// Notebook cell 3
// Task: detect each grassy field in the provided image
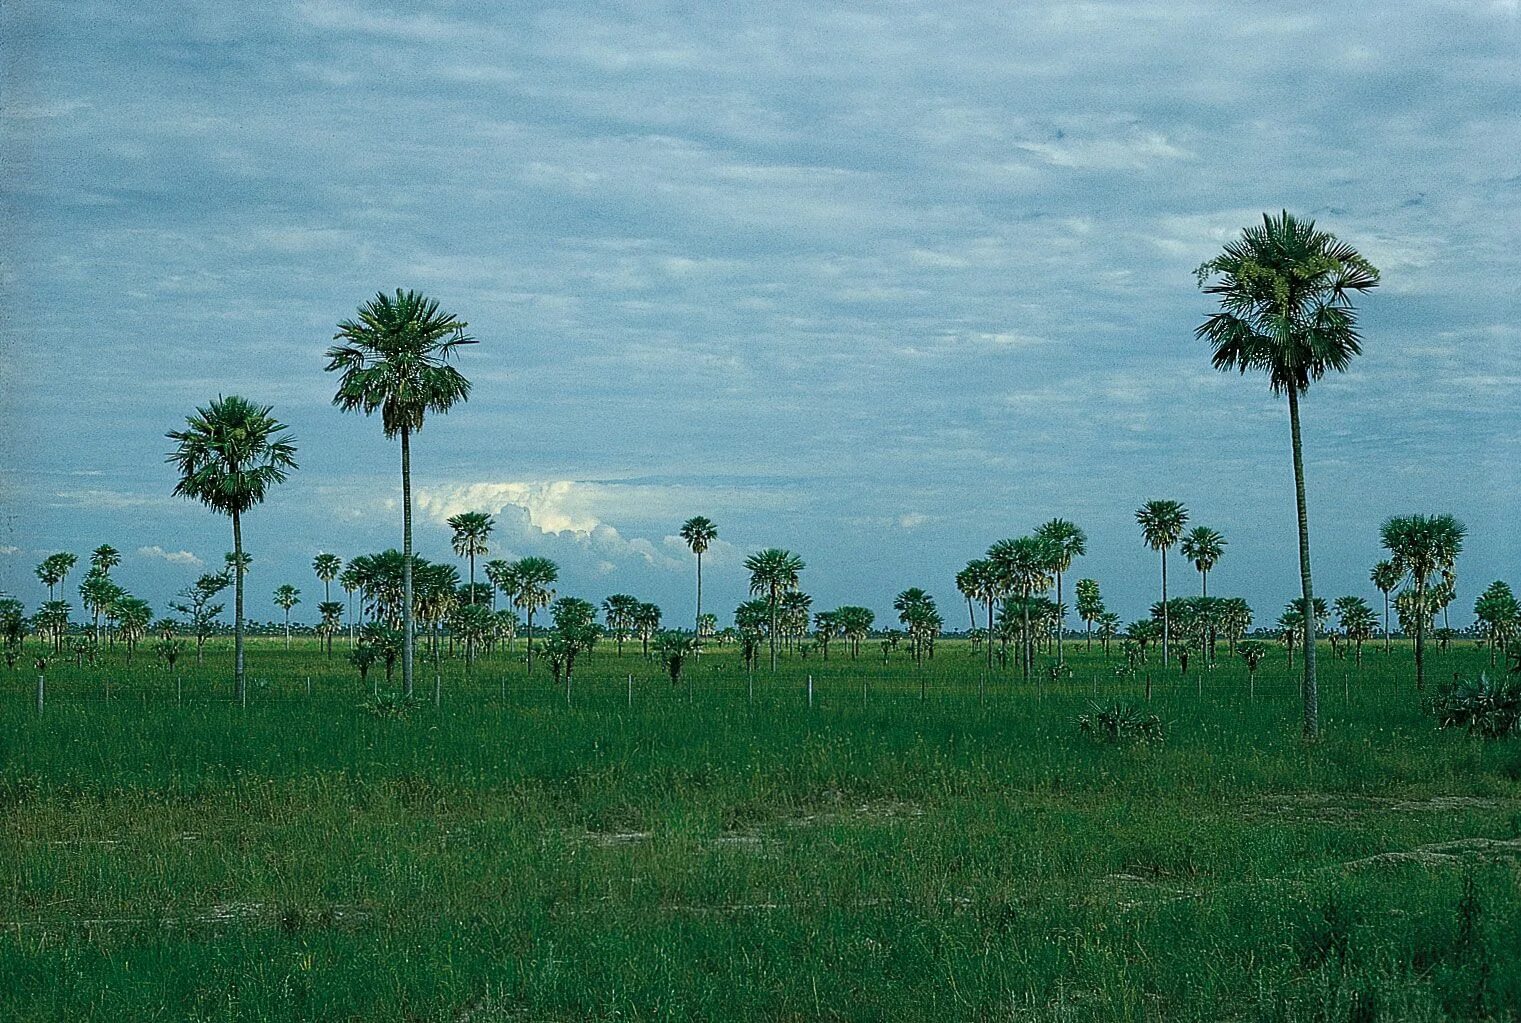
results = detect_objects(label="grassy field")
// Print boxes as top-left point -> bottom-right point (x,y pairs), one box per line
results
5,637 -> 1520,1021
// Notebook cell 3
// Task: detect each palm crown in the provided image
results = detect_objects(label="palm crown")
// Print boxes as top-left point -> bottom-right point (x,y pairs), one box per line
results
166,395 -> 298,516
680,516 -> 718,555
325,290 -> 475,436
1194,211 -> 1379,395
1136,500 -> 1189,551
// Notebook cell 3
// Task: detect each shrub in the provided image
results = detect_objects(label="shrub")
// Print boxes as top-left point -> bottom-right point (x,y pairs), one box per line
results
360,691 -> 420,719
1077,701 -> 1165,744
1430,673 -> 1521,739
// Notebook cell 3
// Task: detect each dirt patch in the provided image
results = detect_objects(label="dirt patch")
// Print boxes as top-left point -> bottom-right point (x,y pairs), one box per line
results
1250,793 -> 1510,824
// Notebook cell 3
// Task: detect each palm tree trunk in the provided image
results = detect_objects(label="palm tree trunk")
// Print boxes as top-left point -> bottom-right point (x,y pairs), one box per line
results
526,608 -> 535,675
985,598 -> 994,670
1414,579 -> 1427,691
400,426 -> 415,698
1055,570 -> 1065,666
1160,550 -> 1170,667
1021,586 -> 1031,680
1287,386 -> 1318,738
233,508 -> 246,706
694,551 -> 703,656
769,588 -> 779,672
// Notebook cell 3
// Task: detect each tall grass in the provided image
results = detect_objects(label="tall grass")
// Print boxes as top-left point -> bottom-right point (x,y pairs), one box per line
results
4,638 -> 1518,1020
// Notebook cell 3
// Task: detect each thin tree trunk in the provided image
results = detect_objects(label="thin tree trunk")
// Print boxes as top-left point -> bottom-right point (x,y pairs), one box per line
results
1055,570 -> 1065,666
400,426 -> 415,698
1021,587 -> 1031,680
233,508 -> 246,706
1288,387 -> 1319,738
769,588 -> 778,672
1160,550 -> 1170,667
986,598 -> 994,671
1414,579 -> 1427,691
526,608 -> 535,675
695,551 -> 703,655
1383,593 -> 1390,654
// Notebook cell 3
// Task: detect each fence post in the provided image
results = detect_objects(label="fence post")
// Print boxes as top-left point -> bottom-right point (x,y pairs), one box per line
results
628,673 -> 633,709
36,673 -> 44,714
807,674 -> 813,709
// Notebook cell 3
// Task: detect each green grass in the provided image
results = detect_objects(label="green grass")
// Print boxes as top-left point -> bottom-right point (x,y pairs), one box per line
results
5,637 -> 1520,1021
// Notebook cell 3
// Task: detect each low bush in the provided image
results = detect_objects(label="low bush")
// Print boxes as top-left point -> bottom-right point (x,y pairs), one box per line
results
1077,701 -> 1165,744
1430,673 -> 1521,739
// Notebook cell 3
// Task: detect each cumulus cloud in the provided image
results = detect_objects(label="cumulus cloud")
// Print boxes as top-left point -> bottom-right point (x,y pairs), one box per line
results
0,545 -> 20,556
137,546 -> 203,567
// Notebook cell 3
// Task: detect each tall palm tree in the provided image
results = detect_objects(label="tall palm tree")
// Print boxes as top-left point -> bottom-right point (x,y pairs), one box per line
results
90,545 -> 121,577
1370,560 -> 1400,654
511,556 -> 558,675
744,548 -> 804,671
1035,518 -> 1086,665
166,395 -> 298,704
1179,526 -> 1226,597
1196,211 -> 1378,739
987,536 -> 1053,680
1075,578 -> 1104,651
1135,500 -> 1189,668
313,553 -> 343,604
602,593 -> 639,656
273,584 -> 301,649
1379,514 -> 1465,691
679,516 -> 718,652
447,511 -> 494,603
35,553 -> 76,601
326,288 -> 476,698
483,559 -> 514,613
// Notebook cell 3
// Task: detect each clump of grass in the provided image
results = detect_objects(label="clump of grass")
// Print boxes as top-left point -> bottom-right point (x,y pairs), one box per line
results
1429,673 -> 1521,738
358,691 -> 420,719
1077,701 -> 1165,744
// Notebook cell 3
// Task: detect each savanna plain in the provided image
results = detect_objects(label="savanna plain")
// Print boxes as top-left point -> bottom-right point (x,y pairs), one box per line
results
6,638 -> 1521,1022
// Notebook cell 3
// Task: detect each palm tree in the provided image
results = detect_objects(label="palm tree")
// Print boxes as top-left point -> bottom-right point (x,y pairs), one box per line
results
1197,211 -> 1379,739
744,548 -> 804,671
633,601 -> 663,658
1074,579 -> 1104,651
1135,500 -> 1189,667
1334,595 -> 1377,666
510,556 -> 557,674
601,594 -> 637,655
79,569 -> 123,644
679,516 -> 718,653
166,395 -> 297,704
111,595 -> 152,665
90,545 -> 121,577
326,288 -> 476,698
1370,560 -> 1400,654
1180,526 -> 1226,597
986,536 -> 1053,680
1035,518 -> 1086,666
1380,514 -> 1465,691
273,584 -> 301,649
484,559 -> 514,614
1474,582 -> 1520,667
447,511 -> 494,602
313,553 -> 343,604
35,553 -> 76,601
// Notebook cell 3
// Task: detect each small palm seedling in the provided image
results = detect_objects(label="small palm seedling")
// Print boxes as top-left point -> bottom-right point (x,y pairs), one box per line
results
1077,701 -> 1165,745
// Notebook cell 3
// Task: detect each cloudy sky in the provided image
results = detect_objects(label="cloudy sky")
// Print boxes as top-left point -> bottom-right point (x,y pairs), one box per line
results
2,1 -> 1517,629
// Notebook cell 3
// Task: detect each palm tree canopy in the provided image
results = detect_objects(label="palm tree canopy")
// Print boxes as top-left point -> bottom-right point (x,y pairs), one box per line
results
1195,211 -> 1379,395
325,289 -> 475,437
511,556 -> 559,612
744,549 -> 805,596
448,511 -> 495,559
274,584 -> 301,611
1035,518 -> 1087,572
313,553 -> 343,582
90,545 -> 121,574
166,395 -> 298,517
1179,526 -> 1227,573
1135,500 -> 1189,551
986,537 -> 1054,594
1379,514 -> 1466,586
680,516 -> 718,555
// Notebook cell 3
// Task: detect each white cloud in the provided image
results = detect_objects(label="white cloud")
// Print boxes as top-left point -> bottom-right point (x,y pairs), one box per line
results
0,545 -> 19,556
137,546 -> 203,567
898,513 -> 931,529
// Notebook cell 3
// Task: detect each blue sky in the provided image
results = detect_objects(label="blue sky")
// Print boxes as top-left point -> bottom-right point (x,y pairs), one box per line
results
2,1 -> 1517,630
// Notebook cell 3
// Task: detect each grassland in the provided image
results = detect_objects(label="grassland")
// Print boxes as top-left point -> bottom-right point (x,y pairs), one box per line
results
4,637 -> 1520,1021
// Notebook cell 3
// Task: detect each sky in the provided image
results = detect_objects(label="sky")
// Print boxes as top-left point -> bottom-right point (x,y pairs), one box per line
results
1,1 -> 1518,631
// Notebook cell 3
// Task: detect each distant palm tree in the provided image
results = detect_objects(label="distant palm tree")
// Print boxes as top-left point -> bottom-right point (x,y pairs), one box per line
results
1196,211 -> 1378,739
35,553 -> 77,601
1474,582 -> 1520,667
448,511 -> 494,602
602,593 -> 638,656
744,548 -> 804,671
1370,560 -> 1400,654
79,569 -> 123,645
326,288 -> 476,698
1380,513 -> 1465,691
90,545 -> 121,577
1074,578 -> 1104,651
1179,526 -> 1226,597
273,584 -> 301,649
511,556 -> 558,674
987,536 -> 1053,680
166,395 -> 297,704
313,553 -> 343,605
1035,519 -> 1086,665
1135,500 -> 1189,667
679,516 -> 718,653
